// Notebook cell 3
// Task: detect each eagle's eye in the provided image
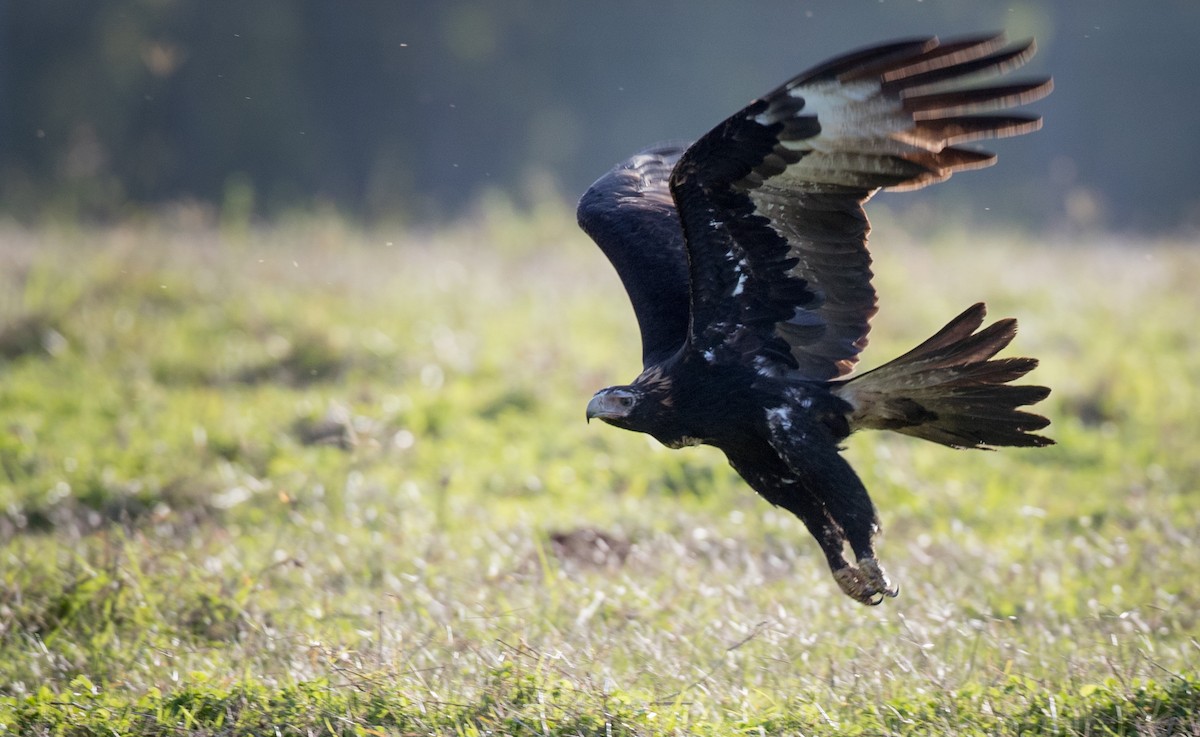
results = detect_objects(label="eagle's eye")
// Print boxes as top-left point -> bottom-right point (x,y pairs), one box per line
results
617,395 -> 634,408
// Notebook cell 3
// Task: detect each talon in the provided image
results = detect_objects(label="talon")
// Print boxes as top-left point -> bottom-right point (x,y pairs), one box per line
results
832,566 -> 881,605
858,557 -> 900,599
832,559 -> 899,605
832,566 -> 864,600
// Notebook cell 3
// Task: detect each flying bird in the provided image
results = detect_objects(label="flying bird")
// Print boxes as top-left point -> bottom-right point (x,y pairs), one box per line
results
578,34 -> 1054,604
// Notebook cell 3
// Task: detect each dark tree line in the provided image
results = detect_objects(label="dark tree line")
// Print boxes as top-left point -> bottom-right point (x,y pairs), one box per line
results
2,1 -> 1198,231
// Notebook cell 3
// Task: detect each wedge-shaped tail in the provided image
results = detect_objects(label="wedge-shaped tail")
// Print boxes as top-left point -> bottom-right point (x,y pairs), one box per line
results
833,303 -> 1052,449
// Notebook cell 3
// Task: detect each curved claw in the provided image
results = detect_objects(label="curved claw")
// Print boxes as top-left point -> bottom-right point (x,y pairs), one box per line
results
832,566 -> 878,605
858,557 -> 900,600
832,559 -> 899,605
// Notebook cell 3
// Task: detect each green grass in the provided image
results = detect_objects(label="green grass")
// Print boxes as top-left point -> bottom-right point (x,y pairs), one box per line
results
1,209 -> 1198,736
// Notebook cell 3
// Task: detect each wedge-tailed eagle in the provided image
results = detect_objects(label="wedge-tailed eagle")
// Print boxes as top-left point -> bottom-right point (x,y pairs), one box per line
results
578,34 -> 1054,604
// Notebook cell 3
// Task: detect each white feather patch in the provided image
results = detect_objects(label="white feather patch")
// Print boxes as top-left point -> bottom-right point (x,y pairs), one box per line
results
766,405 -> 793,431
732,271 -> 748,296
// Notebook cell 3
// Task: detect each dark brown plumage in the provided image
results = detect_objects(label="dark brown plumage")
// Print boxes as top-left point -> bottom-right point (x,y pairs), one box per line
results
579,34 -> 1053,604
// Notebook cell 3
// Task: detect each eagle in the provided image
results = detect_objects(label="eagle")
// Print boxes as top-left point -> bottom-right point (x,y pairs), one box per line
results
578,34 -> 1054,605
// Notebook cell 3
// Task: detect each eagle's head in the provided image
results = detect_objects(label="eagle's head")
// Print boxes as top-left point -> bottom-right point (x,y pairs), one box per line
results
585,385 -> 647,431
586,366 -> 676,435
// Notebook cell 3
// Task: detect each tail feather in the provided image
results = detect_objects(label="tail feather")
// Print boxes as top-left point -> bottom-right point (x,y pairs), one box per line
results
833,303 -> 1053,449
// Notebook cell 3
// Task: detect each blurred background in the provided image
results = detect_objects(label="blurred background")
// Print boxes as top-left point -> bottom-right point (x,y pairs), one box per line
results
2,0 -> 1199,233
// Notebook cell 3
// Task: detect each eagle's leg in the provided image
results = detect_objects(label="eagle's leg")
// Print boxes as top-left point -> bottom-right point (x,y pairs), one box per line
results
734,469 -> 887,604
757,419 -> 900,604
855,558 -> 897,601
815,483 -> 899,603
768,487 -> 883,605
776,495 -> 893,605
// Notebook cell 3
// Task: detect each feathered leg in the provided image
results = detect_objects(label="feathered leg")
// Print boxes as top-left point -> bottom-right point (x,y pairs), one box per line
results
761,412 -> 899,604
728,441 -> 897,605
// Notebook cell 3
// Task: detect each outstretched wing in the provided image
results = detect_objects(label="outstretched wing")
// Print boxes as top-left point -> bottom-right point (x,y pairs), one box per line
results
578,144 -> 691,368
669,34 -> 1052,380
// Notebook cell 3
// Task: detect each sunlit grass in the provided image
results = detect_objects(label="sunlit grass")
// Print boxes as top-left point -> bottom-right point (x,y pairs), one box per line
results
0,211 -> 1197,735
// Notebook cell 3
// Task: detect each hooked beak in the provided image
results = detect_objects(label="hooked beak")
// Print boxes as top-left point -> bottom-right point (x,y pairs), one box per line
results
586,390 -> 633,423
585,394 -> 604,423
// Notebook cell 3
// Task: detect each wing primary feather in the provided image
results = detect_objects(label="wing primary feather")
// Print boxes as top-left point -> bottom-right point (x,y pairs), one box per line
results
903,79 -> 1054,117
790,37 -> 938,86
882,40 -> 1038,93
841,33 -> 1007,84
900,114 -> 1042,147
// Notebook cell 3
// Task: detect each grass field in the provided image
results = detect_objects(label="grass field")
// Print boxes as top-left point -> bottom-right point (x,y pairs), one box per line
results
1,207 -> 1198,735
